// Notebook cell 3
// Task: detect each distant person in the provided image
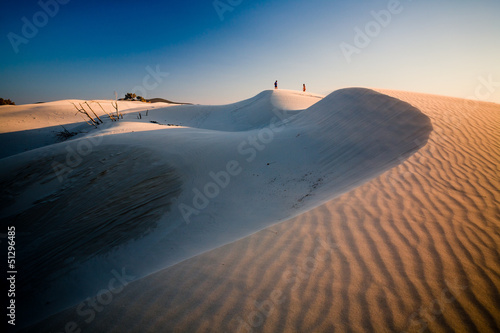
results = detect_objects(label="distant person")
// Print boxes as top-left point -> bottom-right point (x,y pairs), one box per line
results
274,80 -> 278,89
303,84 -> 306,92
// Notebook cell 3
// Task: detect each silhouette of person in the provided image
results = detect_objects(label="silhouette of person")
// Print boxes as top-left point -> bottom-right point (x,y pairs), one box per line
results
274,80 -> 278,89
303,84 -> 306,92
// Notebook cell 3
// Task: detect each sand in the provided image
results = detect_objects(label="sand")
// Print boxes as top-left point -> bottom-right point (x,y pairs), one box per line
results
9,89 -> 500,332
0,100 -> 166,159
3,88 -> 433,327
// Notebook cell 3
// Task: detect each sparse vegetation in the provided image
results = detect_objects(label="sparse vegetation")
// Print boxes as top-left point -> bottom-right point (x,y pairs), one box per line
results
121,94 -> 190,104
124,93 -> 137,101
113,92 -> 123,119
72,102 -> 98,127
0,98 -> 15,105
71,101 -> 122,128
149,120 -> 181,126
95,101 -> 118,121
124,93 -> 149,102
111,100 -> 123,120
84,101 -> 104,124
55,125 -> 78,141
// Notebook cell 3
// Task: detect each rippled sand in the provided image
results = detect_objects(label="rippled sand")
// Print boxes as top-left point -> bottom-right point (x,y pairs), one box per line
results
24,90 -> 499,333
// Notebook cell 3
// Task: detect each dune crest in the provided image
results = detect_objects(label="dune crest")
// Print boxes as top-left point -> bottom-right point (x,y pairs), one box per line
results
22,88 -> 498,333
1,88 -> 432,327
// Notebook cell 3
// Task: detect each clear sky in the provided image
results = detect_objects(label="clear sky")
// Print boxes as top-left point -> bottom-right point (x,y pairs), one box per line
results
1,0 -> 499,105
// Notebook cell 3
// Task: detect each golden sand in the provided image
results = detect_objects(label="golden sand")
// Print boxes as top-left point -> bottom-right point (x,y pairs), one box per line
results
25,91 -> 499,333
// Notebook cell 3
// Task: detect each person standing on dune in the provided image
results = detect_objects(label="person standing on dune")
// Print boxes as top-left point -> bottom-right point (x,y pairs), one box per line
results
274,80 -> 278,89
303,84 -> 306,92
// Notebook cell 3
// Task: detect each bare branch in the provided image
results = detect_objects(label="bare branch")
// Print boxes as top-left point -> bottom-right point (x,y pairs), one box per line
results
71,102 -> 98,127
85,101 -> 103,124
95,101 -> 116,121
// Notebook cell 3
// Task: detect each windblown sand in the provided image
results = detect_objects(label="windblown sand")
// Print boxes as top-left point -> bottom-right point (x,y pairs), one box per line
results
24,91 -> 499,332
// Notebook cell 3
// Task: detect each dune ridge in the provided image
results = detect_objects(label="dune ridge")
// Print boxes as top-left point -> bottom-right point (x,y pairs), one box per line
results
22,89 -> 500,333
1,88 -> 433,328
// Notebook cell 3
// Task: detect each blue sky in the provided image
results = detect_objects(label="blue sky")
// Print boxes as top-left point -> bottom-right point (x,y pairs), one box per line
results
1,0 -> 499,104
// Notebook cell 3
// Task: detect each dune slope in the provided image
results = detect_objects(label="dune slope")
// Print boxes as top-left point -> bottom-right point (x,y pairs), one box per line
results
21,89 -> 499,333
1,88 -> 432,328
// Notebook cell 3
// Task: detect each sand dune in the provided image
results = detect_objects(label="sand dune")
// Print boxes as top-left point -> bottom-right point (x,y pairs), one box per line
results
19,89 -> 500,333
0,100 -> 165,159
3,88 -> 432,328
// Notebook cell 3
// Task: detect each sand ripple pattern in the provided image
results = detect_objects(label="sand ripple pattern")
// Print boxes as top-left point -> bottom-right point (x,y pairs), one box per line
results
25,91 -> 500,333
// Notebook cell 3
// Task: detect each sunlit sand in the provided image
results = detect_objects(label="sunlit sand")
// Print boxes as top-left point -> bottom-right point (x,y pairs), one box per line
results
1,88 -> 498,332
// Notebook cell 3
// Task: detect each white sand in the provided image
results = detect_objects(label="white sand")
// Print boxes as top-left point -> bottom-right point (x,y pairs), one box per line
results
2,89 -> 498,332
